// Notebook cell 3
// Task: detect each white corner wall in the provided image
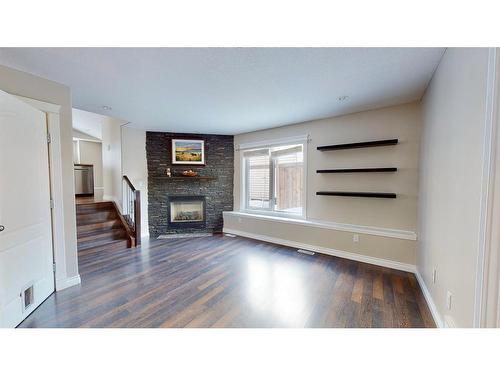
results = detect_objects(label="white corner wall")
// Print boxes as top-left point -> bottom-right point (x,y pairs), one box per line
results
418,48 -> 490,327
121,126 -> 149,237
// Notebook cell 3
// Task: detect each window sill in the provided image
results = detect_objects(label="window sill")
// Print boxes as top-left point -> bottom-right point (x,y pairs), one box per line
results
223,211 -> 417,241
238,209 -> 304,220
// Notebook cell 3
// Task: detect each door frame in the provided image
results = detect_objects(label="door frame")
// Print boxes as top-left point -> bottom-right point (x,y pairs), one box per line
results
475,48 -> 500,327
14,95 -> 80,291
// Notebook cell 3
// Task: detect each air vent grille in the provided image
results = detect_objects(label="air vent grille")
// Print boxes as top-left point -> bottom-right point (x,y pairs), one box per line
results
23,285 -> 34,310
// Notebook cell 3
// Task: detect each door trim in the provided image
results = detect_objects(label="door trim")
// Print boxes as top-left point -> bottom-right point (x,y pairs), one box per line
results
15,95 -> 81,291
475,48 -> 500,327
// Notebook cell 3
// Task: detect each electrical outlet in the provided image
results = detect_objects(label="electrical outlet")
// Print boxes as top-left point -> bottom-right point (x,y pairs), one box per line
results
433,268 -> 437,284
446,291 -> 452,310
353,234 -> 359,243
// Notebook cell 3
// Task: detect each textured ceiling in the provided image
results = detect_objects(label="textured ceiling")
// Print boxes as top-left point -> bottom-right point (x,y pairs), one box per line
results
0,48 -> 444,134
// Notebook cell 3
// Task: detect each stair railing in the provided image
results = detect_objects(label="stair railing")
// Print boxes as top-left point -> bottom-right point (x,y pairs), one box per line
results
122,175 -> 141,246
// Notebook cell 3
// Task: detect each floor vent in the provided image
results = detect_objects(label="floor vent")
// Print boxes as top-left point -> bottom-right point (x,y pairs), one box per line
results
22,285 -> 34,311
297,249 -> 315,256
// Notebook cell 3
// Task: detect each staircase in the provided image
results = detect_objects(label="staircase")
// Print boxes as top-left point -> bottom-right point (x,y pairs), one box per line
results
76,201 -> 132,253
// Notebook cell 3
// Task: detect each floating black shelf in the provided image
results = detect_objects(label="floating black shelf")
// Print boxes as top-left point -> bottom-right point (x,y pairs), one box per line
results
316,167 -> 397,174
317,139 -> 398,151
316,191 -> 396,199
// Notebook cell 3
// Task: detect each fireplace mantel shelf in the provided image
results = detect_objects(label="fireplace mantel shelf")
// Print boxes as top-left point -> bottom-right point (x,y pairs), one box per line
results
153,176 -> 217,181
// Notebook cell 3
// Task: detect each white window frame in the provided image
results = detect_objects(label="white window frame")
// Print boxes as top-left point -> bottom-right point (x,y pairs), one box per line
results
239,135 -> 308,219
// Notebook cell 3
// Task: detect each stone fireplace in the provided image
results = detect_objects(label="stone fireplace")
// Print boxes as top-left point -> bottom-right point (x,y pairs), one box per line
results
168,195 -> 206,229
147,132 -> 234,237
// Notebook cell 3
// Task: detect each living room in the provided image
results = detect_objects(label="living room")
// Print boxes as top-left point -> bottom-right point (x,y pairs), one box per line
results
1,2 -> 499,374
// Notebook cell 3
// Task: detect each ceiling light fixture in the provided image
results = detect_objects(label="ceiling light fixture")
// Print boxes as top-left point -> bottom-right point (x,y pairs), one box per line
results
337,95 -> 349,102
102,105 -> 112,110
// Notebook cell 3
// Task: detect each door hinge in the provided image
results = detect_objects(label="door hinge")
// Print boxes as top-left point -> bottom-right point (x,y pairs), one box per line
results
52,263 -> 56,273
47,132 -> 51,144
50,199 -> 55,209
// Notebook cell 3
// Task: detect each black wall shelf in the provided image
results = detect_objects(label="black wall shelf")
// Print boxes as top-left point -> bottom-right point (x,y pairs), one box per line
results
317,139 -> 398,151
316,191 -> 397,199
316,167 -> 397,174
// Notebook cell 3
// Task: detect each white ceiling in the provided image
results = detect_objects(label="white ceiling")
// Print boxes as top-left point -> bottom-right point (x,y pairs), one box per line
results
0,48 -> 445,135
72,108 -> 107,140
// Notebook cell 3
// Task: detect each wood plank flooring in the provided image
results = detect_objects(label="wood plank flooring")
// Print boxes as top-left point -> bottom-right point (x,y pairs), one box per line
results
18,235 -> 435,328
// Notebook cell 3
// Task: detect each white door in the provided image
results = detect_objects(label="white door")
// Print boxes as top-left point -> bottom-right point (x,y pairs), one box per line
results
0,90 -> 55,327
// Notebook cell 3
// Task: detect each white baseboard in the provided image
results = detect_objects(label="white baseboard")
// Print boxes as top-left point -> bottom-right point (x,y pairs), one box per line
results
223,228 -> 416,273
55,274 -> 81,291
415,271 -> 443,328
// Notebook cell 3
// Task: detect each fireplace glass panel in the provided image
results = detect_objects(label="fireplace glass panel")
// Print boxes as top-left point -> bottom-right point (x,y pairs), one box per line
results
170,201 -> 204,222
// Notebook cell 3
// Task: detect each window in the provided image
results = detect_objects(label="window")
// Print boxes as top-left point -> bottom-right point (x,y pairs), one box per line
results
242,141 -> 305,217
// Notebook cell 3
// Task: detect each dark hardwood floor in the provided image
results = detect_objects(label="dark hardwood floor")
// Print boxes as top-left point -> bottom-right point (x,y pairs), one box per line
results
18,235 -> 435,328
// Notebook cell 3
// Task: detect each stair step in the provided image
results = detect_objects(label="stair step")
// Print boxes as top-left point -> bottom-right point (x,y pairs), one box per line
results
77,219 -> 122,234
76,201 -> 115,214
77,211 -> 117,223
78,239 -> 130,254
77,228 -> 127,243
75,199 -> 133,252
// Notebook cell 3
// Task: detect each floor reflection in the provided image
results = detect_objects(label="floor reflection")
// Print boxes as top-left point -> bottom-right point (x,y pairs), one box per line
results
246,255 -> 307,326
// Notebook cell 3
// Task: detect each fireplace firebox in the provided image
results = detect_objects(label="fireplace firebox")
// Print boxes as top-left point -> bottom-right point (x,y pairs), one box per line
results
167,195 -> 206,229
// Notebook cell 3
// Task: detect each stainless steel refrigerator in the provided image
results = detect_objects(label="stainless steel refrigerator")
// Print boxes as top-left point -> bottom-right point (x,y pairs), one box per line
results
74,164 -> 94,196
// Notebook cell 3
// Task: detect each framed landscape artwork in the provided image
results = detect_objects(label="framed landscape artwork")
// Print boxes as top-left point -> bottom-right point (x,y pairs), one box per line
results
171,139 -> 205,165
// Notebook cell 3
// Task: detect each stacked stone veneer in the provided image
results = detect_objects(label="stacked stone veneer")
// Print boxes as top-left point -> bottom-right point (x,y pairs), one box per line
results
146,132 -> 234,237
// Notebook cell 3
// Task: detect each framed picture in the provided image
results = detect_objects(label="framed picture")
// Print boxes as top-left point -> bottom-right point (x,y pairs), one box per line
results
171,139 -> 205,165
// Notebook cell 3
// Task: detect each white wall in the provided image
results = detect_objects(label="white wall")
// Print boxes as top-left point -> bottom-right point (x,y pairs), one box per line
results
227,102 -> 421,267
418,48 -> 490,327
121,126 -> 149,237
102,117 -> 124,206
0,64 -> 79,280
